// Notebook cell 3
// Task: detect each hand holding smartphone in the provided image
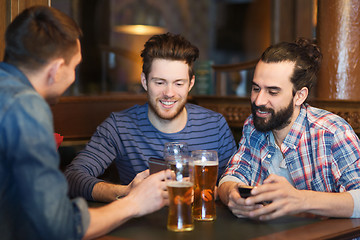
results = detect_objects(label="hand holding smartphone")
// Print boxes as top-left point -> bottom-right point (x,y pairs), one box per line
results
238,185 -> 271,205
238,185 -> 254,199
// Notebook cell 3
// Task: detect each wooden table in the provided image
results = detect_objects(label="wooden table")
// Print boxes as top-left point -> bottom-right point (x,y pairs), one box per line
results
89,201 -> 360,240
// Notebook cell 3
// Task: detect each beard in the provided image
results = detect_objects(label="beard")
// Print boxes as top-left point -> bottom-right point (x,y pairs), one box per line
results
251,99 -> 294,132
148,97 -> 187,121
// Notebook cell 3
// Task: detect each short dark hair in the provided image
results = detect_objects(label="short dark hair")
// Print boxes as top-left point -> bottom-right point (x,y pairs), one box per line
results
4,6 -> 82,70
140,32 -> 199,81
260,38 -> 322,95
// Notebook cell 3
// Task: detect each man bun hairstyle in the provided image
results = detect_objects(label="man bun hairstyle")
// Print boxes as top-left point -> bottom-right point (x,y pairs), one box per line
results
260,37 -> 322,95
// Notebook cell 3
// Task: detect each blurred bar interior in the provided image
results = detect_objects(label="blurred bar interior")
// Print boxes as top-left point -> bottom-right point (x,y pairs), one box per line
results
4,0 -> 360,101
4,0 -> 360,164
50,0 -> 316,97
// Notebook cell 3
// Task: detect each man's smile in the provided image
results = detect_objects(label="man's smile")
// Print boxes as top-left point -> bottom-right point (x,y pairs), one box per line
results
160,100 -> 177,108
255,106 -> 273,118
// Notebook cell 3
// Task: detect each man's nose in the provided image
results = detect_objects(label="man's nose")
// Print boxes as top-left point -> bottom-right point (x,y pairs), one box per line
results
163,84 -> 175,97
253,90 -> 267,107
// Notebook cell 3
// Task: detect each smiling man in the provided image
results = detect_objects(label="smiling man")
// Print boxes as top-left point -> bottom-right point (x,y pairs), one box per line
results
65,33 -> 236,202
218,38 -> 360,220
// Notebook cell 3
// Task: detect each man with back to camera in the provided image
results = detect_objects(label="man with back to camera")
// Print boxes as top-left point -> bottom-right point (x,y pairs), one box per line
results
218,38 -> 360,220
0,6 -> 170,240
65,32 -> 237,202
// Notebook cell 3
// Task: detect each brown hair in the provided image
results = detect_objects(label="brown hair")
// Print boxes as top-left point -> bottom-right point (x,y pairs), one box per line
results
140,32 -> 199,81
4,6 -> 82,70
260,38 -> 322,95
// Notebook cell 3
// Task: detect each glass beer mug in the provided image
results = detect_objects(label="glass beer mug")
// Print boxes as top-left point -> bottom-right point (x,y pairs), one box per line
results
163,142 -> 189,161
191,150 -> 218,221
165,155 -> 194,232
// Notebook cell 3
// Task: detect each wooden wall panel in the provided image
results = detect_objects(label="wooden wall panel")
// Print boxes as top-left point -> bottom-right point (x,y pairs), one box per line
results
0,0 -> 8,60
52,95 -> 360,143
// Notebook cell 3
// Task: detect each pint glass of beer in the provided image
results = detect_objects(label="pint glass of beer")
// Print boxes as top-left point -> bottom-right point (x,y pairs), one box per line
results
191,150 -> 218,221
166,155 -> 194,232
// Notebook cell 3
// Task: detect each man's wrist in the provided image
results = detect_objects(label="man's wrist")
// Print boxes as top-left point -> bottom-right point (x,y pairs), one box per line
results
219,181 -> 237,205
92,182 -> 129,202
219,175 -> 242,187
115,184 -> 131,200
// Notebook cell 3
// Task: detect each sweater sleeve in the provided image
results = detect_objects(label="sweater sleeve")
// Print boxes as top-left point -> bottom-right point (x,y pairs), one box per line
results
65,114 -> 119,200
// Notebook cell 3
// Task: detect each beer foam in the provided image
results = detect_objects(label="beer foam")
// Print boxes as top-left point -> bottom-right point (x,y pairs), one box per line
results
193,160 -> 218,166
167,181 -> 193,188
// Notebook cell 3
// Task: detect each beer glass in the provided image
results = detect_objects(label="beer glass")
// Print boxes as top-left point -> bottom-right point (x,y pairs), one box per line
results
191,150 -> 218,221
164,142 -> 189,172
163,142 -> 189,161
166,155 -> 194,232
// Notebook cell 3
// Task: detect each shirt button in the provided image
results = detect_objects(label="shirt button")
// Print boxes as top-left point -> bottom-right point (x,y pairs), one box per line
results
288,163 -> 293,169
267,154 -> 271,158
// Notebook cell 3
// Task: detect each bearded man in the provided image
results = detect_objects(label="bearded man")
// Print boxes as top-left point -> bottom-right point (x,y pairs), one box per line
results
65,33 -> 236,202
218,38 -> 360,220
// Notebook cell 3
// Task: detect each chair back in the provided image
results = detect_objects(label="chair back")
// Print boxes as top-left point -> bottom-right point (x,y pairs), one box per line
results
212,59 -> 258,96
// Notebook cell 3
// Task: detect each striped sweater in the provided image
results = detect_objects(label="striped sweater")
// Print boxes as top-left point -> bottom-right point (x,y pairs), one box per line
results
65,103 -> 237,200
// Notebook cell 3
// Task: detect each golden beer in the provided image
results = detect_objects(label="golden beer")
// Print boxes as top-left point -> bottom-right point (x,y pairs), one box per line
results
167,181 -> 194,232
193,161 -> 218,221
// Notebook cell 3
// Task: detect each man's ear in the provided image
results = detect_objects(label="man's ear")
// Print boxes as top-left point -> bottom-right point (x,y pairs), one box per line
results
47,58 -> 64,85
294,87 -> 308,106
188,75 -> 195,92
141,72 -> 148,91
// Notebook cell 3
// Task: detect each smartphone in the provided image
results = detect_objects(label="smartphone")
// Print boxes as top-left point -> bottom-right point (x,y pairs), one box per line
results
148,157 -> 167,174
238,185 -> 271,205
238,185 -> 254,199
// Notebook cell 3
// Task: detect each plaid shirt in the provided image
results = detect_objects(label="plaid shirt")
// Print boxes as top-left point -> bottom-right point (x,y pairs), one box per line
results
222,104 -> 360,193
